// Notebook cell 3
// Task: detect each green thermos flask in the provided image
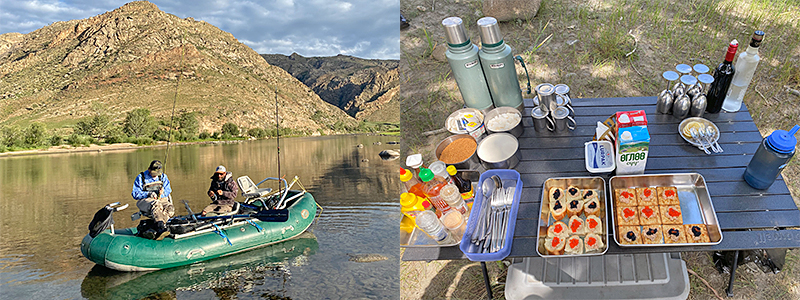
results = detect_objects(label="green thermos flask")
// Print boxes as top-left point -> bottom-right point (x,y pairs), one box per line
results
477,17 -> 524,112
442,17 -> 494,113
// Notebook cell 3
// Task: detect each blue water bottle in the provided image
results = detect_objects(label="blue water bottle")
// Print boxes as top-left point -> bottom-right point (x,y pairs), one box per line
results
743,125 -> 799,189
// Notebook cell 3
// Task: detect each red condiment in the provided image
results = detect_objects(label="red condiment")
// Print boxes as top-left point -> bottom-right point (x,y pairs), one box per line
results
588,218 -> 598,229
642,206 -> 654,217
569,239 -> 579,248
554,224 -> 563,233
587,237 -> 596,246
668,207 -> 681,217
570,220 -> 581,232
665,189 -> 676,197
623,208 -> 635,218
621,191 -> 634,199
644,189 -> 652,197
551,237 -> 561,247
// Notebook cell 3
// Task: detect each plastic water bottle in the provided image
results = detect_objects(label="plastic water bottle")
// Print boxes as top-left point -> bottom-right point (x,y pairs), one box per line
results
415,210 -> 456,245
743,125 -> 798,189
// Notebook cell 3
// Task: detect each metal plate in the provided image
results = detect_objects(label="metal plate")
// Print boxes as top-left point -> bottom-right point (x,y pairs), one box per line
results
678,117 -> 719,148
536,177 -> 609,257
609,173 -> 723,247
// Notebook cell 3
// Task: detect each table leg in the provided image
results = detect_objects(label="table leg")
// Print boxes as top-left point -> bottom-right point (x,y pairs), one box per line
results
481,262 -> 493,299
726,250 -> 740,297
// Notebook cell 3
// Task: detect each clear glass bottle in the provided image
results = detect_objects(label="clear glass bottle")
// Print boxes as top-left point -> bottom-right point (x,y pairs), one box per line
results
415,210 -> 456,245
743,125 -> 798,189
723,31 -> 764,112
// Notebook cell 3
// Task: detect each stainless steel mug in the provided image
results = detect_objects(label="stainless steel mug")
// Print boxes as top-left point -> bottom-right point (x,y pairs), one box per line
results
531,106 -> 554,132
555,95 -> 574,117
551,107 -> 576,132
536,83 -> 557,114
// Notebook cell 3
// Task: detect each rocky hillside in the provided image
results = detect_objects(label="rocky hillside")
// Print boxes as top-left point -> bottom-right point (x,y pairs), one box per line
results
261,53 -> 399,122
0,1 -> 356,134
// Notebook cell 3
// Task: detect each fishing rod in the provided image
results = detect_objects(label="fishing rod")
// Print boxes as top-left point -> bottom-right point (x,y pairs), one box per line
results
275,87 -> 281,197
163,34 -> 185,173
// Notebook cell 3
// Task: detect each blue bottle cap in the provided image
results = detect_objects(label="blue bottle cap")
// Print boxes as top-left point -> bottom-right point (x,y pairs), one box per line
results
766,125 -> 799,154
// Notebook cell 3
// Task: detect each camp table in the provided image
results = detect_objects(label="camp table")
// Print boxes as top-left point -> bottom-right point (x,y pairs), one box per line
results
401,96 -> 800,299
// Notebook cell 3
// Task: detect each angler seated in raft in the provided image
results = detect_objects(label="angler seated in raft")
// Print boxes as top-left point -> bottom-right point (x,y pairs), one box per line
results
132,160 -> 174,240
202,165 -> 240,216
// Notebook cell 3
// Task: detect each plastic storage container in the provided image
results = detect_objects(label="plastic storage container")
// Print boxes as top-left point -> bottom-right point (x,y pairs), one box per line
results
459,169 -> 522,261
744,125 -> 798,189
585,141 -> 615,174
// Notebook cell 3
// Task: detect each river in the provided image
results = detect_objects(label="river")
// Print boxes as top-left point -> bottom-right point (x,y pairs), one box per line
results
0,135 -> 401,299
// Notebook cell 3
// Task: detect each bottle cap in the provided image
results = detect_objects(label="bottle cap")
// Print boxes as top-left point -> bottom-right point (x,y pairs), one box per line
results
400,192 -> 417,208
418,168 -> 434,182
766,125 -> 799,154
446,165 -> 458,176
429,161 -> 448,177
399,168 -> 413,182
406,154 -> 423,169
442,17 -> 470,46
751,30 -> 765,48
477,17 -> 503,46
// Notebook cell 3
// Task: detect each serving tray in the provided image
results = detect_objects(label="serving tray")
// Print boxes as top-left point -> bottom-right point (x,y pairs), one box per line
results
536,177 -> 609,257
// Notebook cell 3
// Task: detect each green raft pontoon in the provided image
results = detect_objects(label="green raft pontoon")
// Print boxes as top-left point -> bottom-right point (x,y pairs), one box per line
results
81,176 -> 318,272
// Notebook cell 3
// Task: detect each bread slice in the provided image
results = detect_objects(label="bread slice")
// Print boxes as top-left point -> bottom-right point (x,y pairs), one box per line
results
685,224 -> 710,243
567,215 -> 586,235
636,187 -> 658,206
657,186 -> 680,205
583,198 -> 601,217
550,199 -> 567,221
664,225 -> 687,244
642,225 -> 664,244
618,226 -> 641,245
638,205 -> 661,225
585,215 -> 603,234
565,235 -> 584,255
549,187 -> 565,203
616,206 -> 640,226
545,236 -> 566,255
547,221 -> 569,238
565,186 -> 582,201
584,233 -> 605,252
660,205 -> 683,225
566,199 -> 584,218
581,189 -> 599,201
615,188 -> 637,207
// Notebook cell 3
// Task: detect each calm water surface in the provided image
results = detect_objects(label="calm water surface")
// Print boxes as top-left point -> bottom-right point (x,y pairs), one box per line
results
0,135 -> 401,299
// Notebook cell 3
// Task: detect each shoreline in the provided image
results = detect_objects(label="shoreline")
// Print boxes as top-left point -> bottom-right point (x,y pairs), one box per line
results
0,132 -> 399,158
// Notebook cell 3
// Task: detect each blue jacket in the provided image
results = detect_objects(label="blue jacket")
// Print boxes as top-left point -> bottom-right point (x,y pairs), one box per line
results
132,171 -> 172,200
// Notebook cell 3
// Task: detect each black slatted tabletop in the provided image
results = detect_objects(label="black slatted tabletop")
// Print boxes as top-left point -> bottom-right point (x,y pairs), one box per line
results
402,96 -> 800,261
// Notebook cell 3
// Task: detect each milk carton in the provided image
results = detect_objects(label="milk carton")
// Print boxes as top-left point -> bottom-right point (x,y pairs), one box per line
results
615,111 -> 650,175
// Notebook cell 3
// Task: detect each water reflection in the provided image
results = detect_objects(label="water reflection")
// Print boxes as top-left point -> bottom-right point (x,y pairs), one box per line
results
0,135 -> 401,299
80,232 -> 318,300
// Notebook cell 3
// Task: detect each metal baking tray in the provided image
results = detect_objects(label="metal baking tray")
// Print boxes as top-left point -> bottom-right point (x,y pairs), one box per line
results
609,173 -> 723,247
536,177 -> 609,257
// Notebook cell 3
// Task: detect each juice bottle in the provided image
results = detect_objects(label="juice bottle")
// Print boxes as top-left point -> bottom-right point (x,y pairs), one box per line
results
399,168 -> 427,198
419,168 -> 453,215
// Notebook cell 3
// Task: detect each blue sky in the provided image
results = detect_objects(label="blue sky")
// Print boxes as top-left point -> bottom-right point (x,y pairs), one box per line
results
0,0 -> 399,59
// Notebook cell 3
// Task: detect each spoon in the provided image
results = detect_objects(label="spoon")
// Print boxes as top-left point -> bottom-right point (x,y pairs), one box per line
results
689,128 -> 711,154
471,178 -> 495,243
705,126 -> 722,153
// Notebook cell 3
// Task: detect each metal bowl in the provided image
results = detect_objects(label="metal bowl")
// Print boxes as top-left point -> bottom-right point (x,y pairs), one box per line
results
476,133 -> 520,169
435,134 -> 481,170
678,117 -> 719,147
484,107 -> 524,137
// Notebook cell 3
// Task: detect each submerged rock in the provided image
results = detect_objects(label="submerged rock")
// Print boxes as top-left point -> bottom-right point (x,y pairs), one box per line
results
347,253 -> 389,263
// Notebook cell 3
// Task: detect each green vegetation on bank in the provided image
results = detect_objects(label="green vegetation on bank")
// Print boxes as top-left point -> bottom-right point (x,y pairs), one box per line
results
0,108 -> 400,153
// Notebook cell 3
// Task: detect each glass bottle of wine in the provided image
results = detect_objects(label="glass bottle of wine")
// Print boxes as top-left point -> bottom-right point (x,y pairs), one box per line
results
706,40 -> 738,114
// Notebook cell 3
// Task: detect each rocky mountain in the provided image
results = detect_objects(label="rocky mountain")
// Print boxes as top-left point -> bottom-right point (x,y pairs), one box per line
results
261,53 -> 399,122
0,1 -> 356,134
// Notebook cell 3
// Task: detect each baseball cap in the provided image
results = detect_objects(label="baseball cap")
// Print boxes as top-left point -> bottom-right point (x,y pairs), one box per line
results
148,160 -> 163,170
215,165 -> 227,174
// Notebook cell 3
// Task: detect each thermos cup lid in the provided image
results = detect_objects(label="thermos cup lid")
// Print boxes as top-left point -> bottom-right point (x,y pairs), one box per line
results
442,17 -> 470,45
477,17 -> 503,45
767,125 -> 800,154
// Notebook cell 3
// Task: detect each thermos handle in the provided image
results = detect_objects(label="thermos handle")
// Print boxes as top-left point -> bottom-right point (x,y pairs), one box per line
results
514,56 -> 532,95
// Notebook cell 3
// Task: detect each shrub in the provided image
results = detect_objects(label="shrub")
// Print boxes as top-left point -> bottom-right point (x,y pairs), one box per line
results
123,108 -> 155,138
104,126 -> 127,144
151,128 -> 170,141
177,112 -> 199,140
75,114 -> 111,137
23,122 -> 47,147
1,125 -> 22,148
66,133 -> 84,147
199,131 -> 211,139
247,128 -> 267,139
49,134 -> 62,146
221,122 -> 239,136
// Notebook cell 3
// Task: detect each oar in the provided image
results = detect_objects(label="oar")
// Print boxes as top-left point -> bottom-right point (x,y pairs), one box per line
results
195,209 -> 289,222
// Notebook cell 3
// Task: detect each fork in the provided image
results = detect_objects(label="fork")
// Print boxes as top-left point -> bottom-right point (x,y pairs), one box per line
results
689,128 -> 711,155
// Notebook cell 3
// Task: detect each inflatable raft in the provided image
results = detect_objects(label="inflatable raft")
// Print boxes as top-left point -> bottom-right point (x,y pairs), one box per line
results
81,177 -> 317,272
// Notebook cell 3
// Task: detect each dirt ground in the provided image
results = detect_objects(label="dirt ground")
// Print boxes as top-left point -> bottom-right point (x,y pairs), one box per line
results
399,0 -> 800,299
